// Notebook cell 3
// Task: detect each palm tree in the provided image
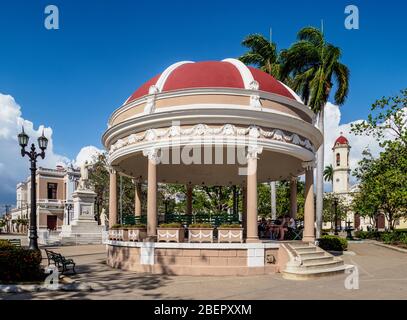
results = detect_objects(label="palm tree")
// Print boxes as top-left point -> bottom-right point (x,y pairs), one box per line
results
323,165 -> 334,185
239,34 -> 281,79
280,27 -> 350,239
239,34 -> 282,217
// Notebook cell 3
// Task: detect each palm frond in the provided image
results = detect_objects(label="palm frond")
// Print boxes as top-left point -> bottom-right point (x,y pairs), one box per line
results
297,27 -> 324,47
333,62 -> 350,105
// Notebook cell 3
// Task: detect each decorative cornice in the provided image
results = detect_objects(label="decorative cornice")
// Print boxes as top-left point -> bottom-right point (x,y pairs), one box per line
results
109,124 -> 315,155
302,161 -> 315,170
142,148 -> 160,164
247,145 -> 263,159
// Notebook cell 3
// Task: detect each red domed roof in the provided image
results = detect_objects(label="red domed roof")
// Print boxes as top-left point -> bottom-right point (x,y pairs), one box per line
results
126,60 -> 299,103
334,135 -> 349,146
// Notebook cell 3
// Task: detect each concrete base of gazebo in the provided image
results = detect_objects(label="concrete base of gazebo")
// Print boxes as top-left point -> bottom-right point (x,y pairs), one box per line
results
106,241 -> 292,276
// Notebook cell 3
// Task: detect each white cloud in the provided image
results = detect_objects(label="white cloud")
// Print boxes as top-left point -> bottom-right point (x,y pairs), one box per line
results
323,102 -> 395,190
74,146 -> 103,167
0,93 -> 103,205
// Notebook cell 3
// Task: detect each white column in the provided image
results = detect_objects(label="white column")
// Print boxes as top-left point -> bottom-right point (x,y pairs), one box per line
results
109,169 -> 117,228
144,149 -> 159,241
290,177 -> 298,219
270,181 -> 276,220
242,185 -> 247,238
245,146 -> 262,243
134,180 -> 142,217
303,161 -> 315,242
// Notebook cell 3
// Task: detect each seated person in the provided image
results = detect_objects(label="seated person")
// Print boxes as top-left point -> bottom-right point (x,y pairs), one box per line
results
288,217 -> 296,229
270,216 -> 283,240
258,218 -> 267,238
277,215 -> 290,240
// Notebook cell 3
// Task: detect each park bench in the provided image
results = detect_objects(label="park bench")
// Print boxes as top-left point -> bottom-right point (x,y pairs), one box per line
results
45,249 -> 76,274
7,238 -> 21,247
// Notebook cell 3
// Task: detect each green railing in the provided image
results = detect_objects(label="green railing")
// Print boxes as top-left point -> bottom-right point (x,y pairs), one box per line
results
123,215 -> 147,225
164,212 -> 240,227
122,212 -> 239,227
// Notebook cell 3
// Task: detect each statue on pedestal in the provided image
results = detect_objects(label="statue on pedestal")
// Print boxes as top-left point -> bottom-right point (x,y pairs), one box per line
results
78,161 -> 89,190
100,208 -> 108,226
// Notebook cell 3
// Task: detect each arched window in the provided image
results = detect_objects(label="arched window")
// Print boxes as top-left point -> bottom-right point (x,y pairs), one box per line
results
336,153 -> 340,166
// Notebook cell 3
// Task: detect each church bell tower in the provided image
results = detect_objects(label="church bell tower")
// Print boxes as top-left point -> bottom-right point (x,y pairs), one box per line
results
332,133 -> 351,193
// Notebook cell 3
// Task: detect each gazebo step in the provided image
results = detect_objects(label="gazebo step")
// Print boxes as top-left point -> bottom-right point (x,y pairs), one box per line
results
301,256 -> 335,265
289,243 -> 313,249
297,251 -> 326,259
301,259 -> 344,270
282,264 -> 350,280
293,247 -> 317,253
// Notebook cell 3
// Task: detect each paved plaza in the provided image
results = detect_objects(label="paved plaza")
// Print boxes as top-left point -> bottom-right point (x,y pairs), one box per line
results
1,234 -> 406,300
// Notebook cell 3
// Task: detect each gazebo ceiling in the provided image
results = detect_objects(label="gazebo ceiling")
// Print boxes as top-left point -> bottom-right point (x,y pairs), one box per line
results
113,147 -> 305,184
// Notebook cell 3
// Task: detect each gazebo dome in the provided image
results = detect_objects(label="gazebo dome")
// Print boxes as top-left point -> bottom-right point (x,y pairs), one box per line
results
126,59 -> 302,103
103,58 -> 322,184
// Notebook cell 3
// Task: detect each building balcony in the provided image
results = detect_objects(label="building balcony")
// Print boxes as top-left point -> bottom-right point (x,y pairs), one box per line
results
37,199 -> 65,209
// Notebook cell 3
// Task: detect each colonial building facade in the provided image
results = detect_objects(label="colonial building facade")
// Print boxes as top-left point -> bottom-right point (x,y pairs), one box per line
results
7,165 -> 80,234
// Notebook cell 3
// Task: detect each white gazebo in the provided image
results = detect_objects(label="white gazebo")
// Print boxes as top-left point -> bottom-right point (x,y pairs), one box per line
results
102,59 -> 326,276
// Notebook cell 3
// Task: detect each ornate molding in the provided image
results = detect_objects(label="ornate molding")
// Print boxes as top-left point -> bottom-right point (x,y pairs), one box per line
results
144,85 -> 159,114
109,124 -> 316,155
249,80 -> 262,108
142,148 -> 160,164
107,166 -> 116,175
302,161 -> 316,170
247,145 -> 263,160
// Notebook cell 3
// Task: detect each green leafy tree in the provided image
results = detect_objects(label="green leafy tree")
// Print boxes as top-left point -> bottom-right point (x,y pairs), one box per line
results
88,153 -> 109,222
323,165 -> 333,184
87,153 -> 135,223
280,26 -> 350,238
323,193 -> 348,230
351,88 -> 407,147
351,89 -> 407,230
353,145 -> 407,230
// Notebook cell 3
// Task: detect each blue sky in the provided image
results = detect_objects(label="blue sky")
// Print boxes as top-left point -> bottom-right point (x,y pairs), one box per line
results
0,0 -> 406,207
1,0 -> 406,158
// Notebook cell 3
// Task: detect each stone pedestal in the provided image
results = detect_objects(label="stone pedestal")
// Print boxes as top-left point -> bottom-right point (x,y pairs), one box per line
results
59,189 -> 103,244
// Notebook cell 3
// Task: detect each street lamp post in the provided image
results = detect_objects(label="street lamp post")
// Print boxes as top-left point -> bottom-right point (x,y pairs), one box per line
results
65,203 -> 73,225
18,127 -> 48,251
334,197 -> 339,236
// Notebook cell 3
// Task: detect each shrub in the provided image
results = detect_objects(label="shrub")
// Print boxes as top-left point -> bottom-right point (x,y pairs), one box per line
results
381,231 -> 407,244
0,239 -> 14,250
0,245 -> 43,283
318,235 -> 348,251
354,230 -> 381,240
159,223 -> 182,228
111,224 -> 122,229
219,223 -> 242,228
127,224 -> 146,228
189,223 -> 212,228
381,232 -> 398,244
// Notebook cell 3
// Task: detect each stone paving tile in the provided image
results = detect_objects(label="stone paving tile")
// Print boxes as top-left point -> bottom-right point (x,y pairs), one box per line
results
0,242 -> 406,300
